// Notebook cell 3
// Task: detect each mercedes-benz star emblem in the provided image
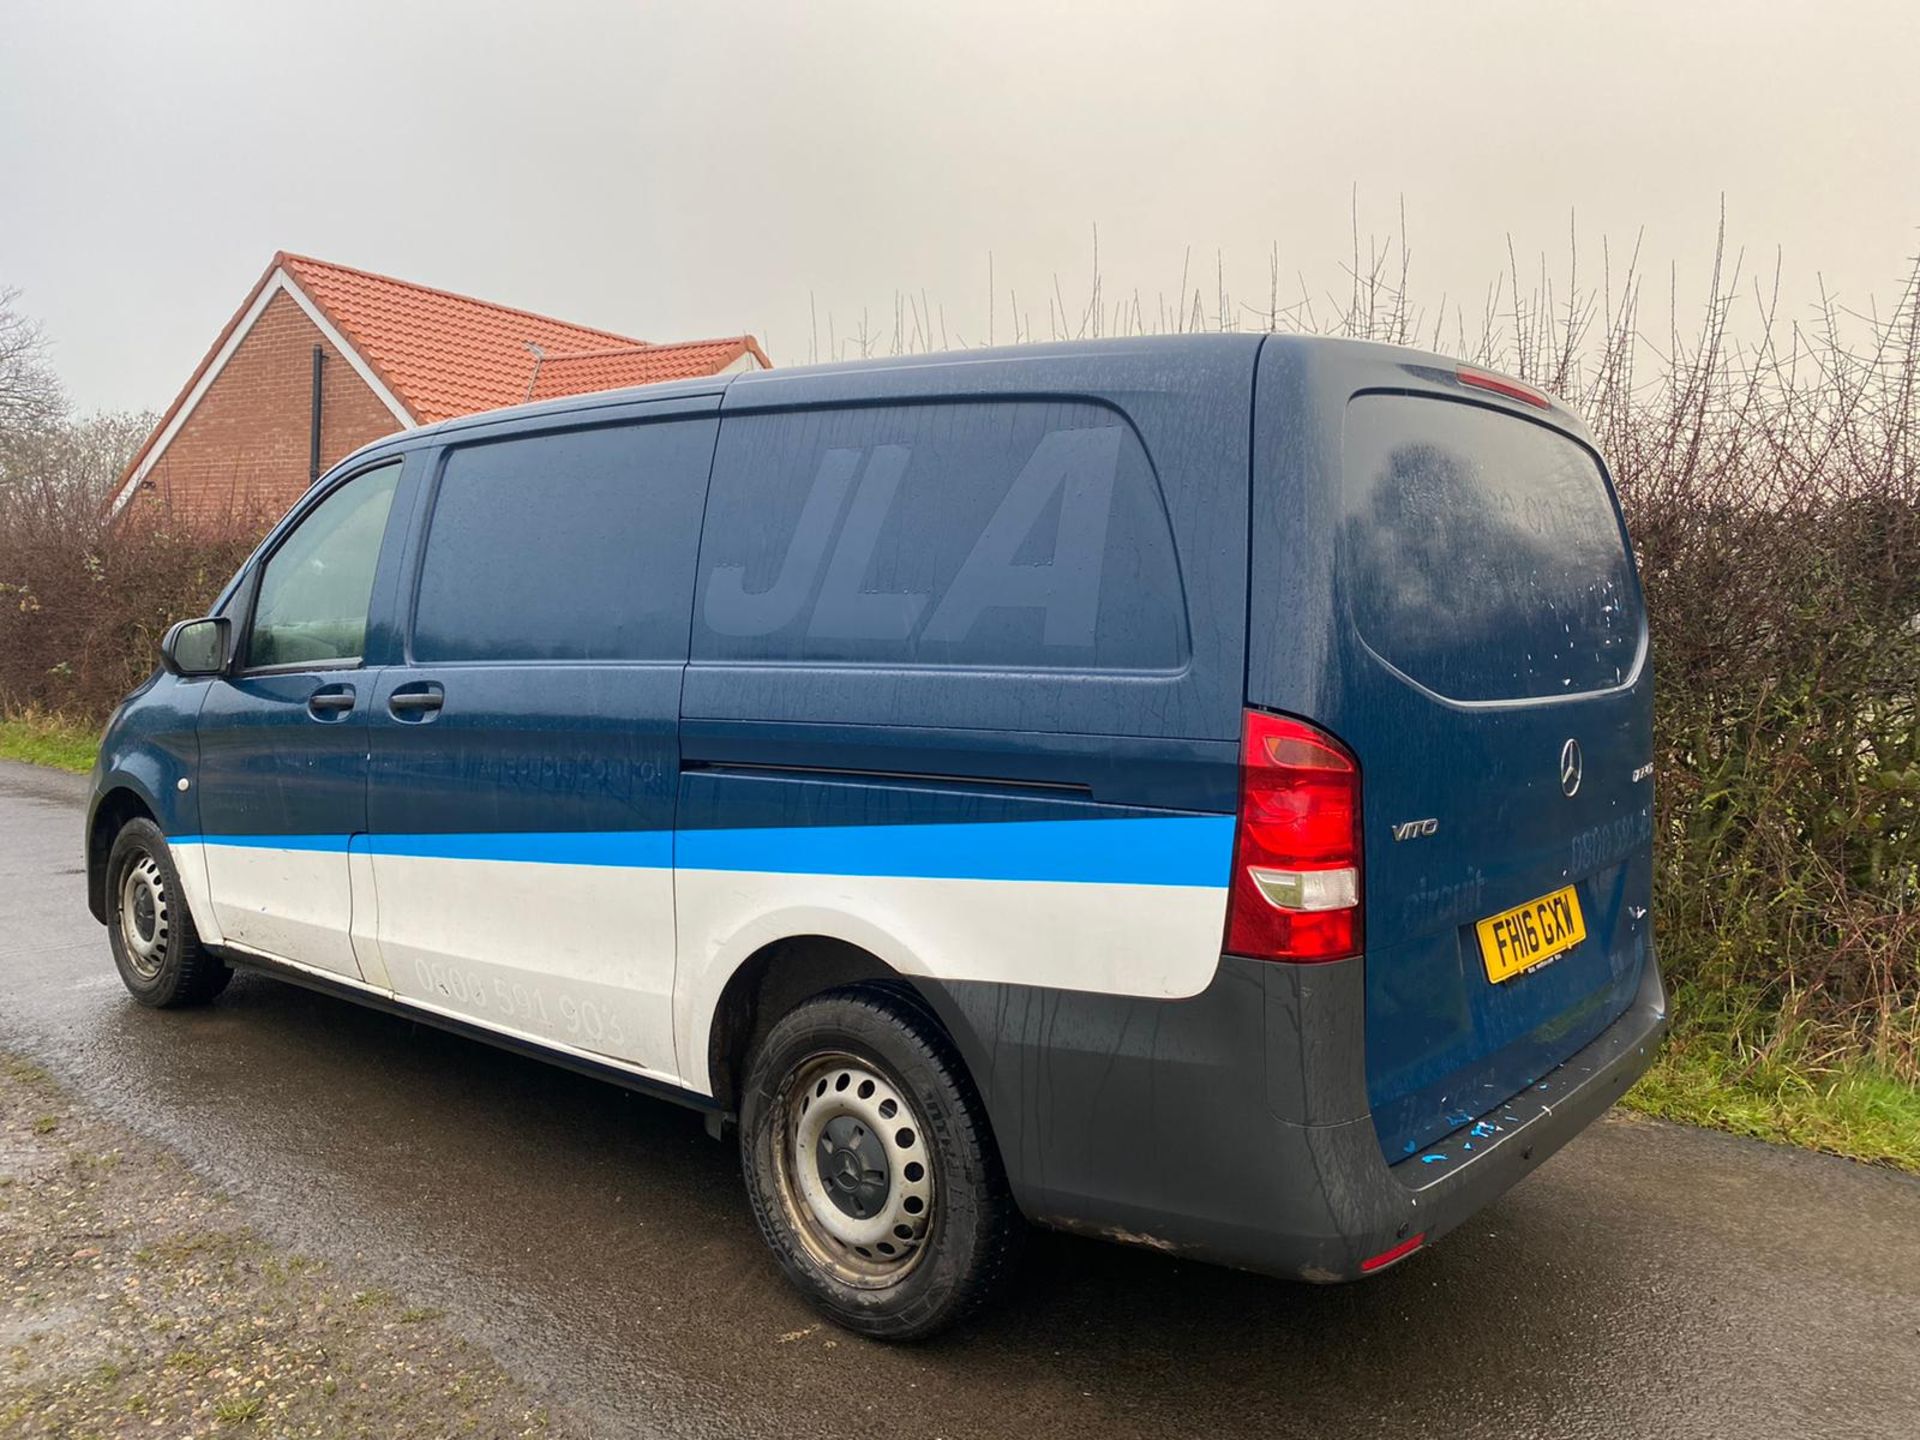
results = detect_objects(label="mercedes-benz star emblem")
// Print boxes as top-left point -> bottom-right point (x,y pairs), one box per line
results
1559,738 -> 1583,797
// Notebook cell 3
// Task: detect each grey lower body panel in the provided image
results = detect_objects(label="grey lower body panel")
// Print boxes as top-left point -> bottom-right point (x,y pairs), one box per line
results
914,949 -> 1667,1281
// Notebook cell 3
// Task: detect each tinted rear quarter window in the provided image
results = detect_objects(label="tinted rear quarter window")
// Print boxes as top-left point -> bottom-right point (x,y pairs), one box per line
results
693,400 -> 1185,671
412,419 -> 713,663
1341,394 -> 1641,702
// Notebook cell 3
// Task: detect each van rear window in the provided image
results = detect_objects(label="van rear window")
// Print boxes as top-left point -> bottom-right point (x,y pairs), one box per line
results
1340,394 -> 1640,703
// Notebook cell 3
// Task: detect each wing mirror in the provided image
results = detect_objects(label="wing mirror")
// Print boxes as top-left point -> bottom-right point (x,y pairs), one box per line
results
159,616 -> 232,678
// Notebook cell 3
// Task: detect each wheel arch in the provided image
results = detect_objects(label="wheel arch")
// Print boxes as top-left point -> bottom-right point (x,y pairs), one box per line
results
703,934 -> 996,1138
86,783 -> 160,923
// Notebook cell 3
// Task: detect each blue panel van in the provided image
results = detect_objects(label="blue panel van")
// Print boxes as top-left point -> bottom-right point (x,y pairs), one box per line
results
85,335 -> 1667,1339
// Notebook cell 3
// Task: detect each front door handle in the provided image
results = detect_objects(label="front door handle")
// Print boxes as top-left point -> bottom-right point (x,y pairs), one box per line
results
307,684 -> 356,718
388,683 -> 445,720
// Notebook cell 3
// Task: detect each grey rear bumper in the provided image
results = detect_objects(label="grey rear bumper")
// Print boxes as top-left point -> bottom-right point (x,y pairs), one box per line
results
919,948 -> 1667,1281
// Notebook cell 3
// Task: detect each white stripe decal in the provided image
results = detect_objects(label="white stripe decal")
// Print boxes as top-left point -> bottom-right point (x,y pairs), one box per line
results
672,867 -> 1231,1095
371,852 -> 677,1073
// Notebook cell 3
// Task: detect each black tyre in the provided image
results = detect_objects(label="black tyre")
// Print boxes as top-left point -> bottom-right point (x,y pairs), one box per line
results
739,985 -> 1022,1340
105,818 -> 231,1008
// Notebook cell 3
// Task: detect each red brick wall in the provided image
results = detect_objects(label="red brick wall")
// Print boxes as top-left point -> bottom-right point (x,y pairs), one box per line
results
135,289 -> 404,532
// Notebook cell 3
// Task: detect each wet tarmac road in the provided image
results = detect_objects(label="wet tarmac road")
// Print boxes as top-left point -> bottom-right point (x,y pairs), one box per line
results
4,760 -> 1918,1439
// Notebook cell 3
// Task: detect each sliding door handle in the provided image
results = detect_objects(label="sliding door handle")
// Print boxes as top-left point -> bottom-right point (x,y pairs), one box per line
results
387,684 -> 445,719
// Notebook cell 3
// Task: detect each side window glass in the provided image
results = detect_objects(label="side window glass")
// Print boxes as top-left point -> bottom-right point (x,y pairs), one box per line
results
411,419 -> 713,663
692,402 -> 1185,671
246,462 -> 401,669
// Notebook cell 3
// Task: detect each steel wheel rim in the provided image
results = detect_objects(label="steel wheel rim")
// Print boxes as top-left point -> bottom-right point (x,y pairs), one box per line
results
118,853 -> 169,980
772,1051 -> 935,1288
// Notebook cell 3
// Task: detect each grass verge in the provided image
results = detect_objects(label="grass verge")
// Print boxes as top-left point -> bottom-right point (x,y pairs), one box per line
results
1625,983 -> 1920,1174
0,709 -> 99,773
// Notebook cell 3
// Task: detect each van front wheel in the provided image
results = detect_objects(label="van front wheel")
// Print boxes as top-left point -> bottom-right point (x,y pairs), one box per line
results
105,819 -> 231,1008
739,986 -> 1020,1340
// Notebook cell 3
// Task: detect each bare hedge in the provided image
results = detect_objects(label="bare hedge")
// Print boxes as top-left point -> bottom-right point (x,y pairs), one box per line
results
0,490 -> 260,721
1587,251 -> 1918,1076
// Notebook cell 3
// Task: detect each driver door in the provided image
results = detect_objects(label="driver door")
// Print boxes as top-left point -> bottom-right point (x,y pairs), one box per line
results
195,457 -> 411,980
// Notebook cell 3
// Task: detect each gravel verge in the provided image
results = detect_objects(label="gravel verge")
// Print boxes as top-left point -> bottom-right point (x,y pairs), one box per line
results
0,1052 -> 588,1438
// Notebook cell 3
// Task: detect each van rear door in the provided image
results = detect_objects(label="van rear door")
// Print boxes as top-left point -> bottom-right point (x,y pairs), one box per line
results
1251,345 -> 1655,1161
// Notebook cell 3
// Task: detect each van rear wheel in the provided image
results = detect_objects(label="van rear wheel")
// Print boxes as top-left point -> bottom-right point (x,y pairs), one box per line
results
105,819 -> 230,1008
739,986 -> 1021,1340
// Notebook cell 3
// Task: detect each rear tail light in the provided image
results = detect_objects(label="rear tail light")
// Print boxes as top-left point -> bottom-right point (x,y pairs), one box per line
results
1223,709 -> 1362,963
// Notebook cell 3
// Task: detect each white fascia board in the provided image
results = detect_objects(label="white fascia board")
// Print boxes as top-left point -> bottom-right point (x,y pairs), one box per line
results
109,268 -> 416,516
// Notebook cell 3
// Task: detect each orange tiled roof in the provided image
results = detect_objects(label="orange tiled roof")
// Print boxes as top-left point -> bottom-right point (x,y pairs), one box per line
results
279,253 -> 661,423
526,337 -> 773,403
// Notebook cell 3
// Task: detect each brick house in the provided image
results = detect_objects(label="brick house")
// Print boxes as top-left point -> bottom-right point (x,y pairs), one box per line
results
110,252 -> 770,527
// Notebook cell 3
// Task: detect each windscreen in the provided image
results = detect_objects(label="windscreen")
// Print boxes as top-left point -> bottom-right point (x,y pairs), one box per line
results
1340,393 -> 1641,703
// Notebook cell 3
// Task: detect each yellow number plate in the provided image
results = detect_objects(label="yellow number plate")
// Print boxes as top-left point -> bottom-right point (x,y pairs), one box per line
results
1476,886 -> 1586,984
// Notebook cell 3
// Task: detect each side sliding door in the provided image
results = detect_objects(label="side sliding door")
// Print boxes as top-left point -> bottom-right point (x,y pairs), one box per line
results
364,399 -> 718,1082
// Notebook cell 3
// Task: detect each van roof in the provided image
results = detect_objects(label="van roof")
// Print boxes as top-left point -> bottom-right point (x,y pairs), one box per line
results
375,332 -> 1563,452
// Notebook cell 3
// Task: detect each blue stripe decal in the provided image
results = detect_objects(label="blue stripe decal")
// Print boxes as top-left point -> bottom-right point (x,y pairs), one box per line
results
365,831 -> 676,868
679,815 -> 1235,887
175,834 -> 353,854
177,815 -> 1235,887
178,831 -> 672,869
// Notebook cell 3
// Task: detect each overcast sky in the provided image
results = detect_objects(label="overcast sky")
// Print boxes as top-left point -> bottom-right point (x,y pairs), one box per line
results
2,1 -> 1916,413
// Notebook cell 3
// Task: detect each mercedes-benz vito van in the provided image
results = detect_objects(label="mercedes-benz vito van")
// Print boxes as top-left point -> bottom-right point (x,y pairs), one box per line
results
86,335 -> 1665,1339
